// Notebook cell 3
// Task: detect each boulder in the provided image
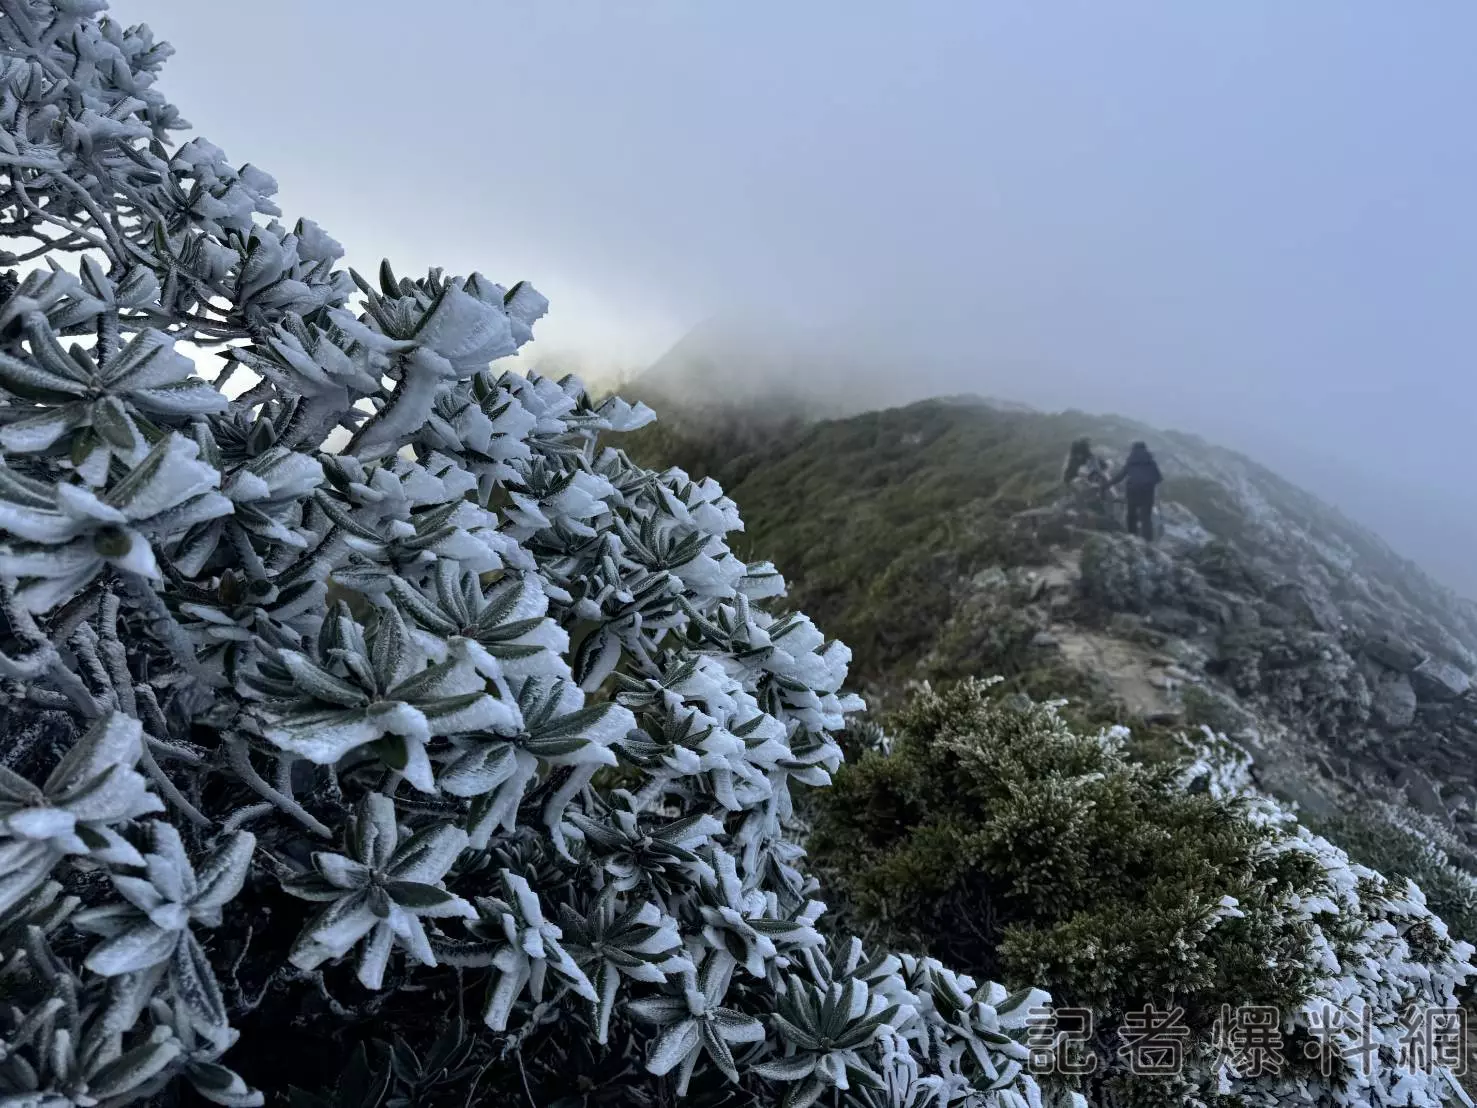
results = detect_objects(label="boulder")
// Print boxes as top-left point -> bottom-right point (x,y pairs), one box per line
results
970,567 -> 1010,593
1410,658 -> 1472,702
1227,600 -> 1262,630
1268,582 -> 1341,633
1369,670 -> 1418,730
1398,769 -> 1447,820
1361,630 -> 1426,674
1145,606 -> 1201,638
1253,600 -> 1296,629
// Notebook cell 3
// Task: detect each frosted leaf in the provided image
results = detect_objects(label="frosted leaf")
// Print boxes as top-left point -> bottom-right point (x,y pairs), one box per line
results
102,329 -> 201,391
262,709 -> 382,764
0,841 -> 60,917
500,282 -> 549,347
647,1020 -> 701,1077
5,807 -> 77,840
293,902 -> 378,964
53,481 -> 129,525
191,833 -> 256,916
0,406 -> 78,451
413,284 -> 516,370
85,921 -> 180,975
355,922 -> 395,990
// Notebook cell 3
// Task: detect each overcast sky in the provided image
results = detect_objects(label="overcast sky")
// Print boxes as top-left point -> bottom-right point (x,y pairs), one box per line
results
120,1 -> 1477,592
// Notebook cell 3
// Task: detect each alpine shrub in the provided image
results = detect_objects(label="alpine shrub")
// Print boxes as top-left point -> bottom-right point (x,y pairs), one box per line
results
0,5 -> 1068,1107
810,681 -> 1477,1106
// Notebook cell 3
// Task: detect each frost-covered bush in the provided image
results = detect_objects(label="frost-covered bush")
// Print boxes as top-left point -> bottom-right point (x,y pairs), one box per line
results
1302,795 -> 1477,949
811,681 -> 1477,1107
0,4 -> 1075,1106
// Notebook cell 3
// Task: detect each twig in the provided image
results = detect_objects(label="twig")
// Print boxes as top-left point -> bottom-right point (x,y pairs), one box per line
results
221,802 -> 273,833
96,585 -> 136,717
44,658 -> 101,719
133,683 -> 207,765
516,1048 -> 536,1108
137,736 -> 212,828
225,735 -> 332,838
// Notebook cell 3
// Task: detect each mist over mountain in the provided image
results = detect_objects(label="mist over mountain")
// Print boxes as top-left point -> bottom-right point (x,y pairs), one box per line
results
623,317 -> 1477,600
617,380 -> 1477,949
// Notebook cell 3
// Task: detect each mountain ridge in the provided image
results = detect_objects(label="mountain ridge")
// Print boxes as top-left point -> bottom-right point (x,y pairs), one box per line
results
632,316 -> 1477,598
613,387 -> 1477,936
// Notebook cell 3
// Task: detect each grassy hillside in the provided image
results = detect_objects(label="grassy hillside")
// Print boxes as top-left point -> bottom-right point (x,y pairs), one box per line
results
616,397 -> 1155,719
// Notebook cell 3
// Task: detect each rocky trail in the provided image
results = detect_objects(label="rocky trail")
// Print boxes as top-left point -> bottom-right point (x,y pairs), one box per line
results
955,482 -> 1477,841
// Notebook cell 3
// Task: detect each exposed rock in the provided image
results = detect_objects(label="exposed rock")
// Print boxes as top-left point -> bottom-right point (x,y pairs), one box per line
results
1156,500 -> 1213,545
1361,630 -> 1426,673
1398,769 -> 1447,820
1410,657 -> 1472,702
1030,631 -> 1061,650
1145,607 -> 1201,639
1265,582 -> 1341,633
970,567 -> 1010,593
1368,670 -> 1418,730
1078,533 -> 1184,614
1226,600 -> 1262,630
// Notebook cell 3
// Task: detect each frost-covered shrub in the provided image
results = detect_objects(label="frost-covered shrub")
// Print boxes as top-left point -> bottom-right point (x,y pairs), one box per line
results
0,4 -> 1072,1106
1302,796 -> 1477,948
811,681 -> 1477,1107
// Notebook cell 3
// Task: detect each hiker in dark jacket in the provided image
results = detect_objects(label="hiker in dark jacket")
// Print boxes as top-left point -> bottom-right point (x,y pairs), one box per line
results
1108,441 -> 1163,541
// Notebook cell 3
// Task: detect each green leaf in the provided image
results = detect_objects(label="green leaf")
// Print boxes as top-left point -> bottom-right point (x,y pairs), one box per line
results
387,658 -> 469,703
172,930 -> 229,1036
90,396 -> 138,450
89,1036 -> 183,1099
102,432 -> 173,510
385,881 -> 456,910
0,349 -> 88,400
532,702 -> 619,744
341,1042 -> 391,1108
521,735 -> 590,759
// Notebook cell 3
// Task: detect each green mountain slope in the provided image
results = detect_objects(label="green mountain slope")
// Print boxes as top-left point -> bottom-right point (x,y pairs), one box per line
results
613,390 -> 1477,943
621,398 -> 1108,699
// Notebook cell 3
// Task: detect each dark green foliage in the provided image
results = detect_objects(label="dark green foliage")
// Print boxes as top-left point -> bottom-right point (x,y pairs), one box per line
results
621,399 -> 1118,695
810,681 -> 1327,1100
1304,803 -> 1477,947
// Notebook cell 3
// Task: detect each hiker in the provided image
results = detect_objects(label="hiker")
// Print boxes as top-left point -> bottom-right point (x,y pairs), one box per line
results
1063,437 -> 1094,485
1108,440 -> 1163,541
1063,437 -> 1113,506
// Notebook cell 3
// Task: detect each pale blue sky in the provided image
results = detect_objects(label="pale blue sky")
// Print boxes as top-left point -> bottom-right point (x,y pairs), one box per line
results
120,1 -> 1477,591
